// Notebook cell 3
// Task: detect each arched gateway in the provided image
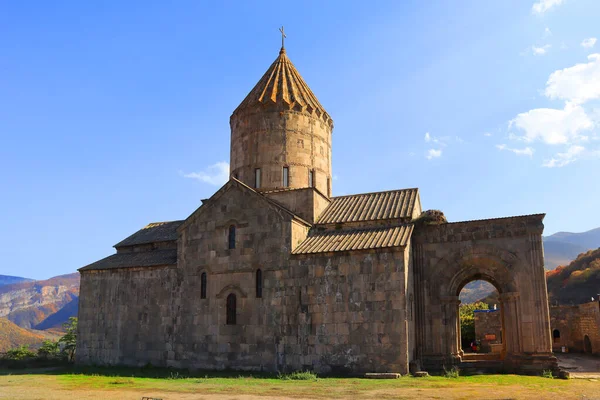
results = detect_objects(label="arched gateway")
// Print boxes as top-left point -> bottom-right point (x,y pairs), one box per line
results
412,214 -> 557,372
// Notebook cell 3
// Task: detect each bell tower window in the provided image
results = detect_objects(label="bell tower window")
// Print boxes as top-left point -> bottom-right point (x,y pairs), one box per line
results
282,167 -> 289,187
308,170 -> 314,188
254,168 -> 261,188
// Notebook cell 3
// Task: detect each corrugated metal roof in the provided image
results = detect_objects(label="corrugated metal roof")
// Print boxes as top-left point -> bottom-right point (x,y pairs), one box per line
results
79,249 -> 177,271
317,189 -> 418,225
115,220 -> 184,248
293,225 -> 413,255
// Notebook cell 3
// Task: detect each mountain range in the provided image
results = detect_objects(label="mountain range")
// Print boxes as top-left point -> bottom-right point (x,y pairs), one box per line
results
0,273 -> 79,351
543,227 -> 600,270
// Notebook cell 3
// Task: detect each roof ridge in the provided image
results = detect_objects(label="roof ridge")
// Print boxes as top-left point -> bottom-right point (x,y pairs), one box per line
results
332,187 -> 419,199
444,213 -> 545,225
145,220 -> 184,226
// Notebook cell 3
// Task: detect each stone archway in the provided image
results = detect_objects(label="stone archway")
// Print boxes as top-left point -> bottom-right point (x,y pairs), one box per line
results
436,247 -> 521,364
412,215 -> 557,373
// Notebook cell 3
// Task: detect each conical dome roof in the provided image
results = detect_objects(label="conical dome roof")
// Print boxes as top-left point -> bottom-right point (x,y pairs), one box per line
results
232,48 -> 332,126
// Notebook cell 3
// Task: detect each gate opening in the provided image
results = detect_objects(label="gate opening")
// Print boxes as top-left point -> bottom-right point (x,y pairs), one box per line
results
458,280 -> 504,356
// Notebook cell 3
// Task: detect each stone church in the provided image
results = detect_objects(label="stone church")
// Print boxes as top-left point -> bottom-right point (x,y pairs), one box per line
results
77,43 -> 557,374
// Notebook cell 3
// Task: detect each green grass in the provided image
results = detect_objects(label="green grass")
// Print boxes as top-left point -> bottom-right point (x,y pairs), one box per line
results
0,366 -> 597,399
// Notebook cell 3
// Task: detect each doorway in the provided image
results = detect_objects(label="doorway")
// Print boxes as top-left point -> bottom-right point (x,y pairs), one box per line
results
584,335 -> 592,354
458,279 -> 504,358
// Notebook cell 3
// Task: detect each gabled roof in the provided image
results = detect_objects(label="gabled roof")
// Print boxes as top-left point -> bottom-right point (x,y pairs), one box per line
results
317,188 -> 419,225
178,178 -> 311,233
293,225 -> 413,255
79,249 -> 177,272
114,220 -> 184,248
232,48 -> 332,126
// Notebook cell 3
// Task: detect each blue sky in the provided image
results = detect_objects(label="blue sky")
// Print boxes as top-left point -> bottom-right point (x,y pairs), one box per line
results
1,0 -> 599,279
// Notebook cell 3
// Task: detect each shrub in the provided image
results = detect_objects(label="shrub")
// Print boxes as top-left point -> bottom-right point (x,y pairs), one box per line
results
443,366 -> 460,378
542,369 -> 554,379
37,340 -> 61,360
4,345 -> 36,360
278,371 -> 318,381
414,210 -> 448,226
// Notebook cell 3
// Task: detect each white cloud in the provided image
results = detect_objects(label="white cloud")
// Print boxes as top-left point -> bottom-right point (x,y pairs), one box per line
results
545,54 -> 600,104
542,145 -> 585,167
532,44 -> 551,56
426,149 -> 442,160
509,102 -> 593,145
496,144 -> 534,156
532,0 -> 565,14
509,55 -> 600,146
484,132 -> 493,137
581,37 -> 598,49
423,133 -> 462,146
183,161 -> 230,186
544,27 -> 552,38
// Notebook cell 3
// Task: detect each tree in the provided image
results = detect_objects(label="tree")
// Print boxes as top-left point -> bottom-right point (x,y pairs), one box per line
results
37,340 -> 61,360
459,301 -> 489,349
58,317 -> 77,362
4,345 -> 36,360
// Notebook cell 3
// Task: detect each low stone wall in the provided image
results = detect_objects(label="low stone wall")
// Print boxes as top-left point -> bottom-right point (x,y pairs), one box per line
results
550,302 -> 600,355
474,309 -> 503,353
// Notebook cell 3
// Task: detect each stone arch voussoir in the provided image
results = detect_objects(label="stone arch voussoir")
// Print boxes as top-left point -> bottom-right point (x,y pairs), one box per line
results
436,244 -> 522,298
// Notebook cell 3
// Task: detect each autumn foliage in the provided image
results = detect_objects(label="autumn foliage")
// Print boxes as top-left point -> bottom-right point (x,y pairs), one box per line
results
546,247 -> 600,305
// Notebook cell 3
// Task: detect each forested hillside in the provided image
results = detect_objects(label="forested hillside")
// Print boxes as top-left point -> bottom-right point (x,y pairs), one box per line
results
546,248 -> 600,305
0,318 -> 60,352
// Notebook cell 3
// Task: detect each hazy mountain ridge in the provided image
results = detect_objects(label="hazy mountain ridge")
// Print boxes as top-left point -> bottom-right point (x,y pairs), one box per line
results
544,227 -> 600,249
0,273 -> 79,331
0,275 -> 34,287
543,227 -> 600,270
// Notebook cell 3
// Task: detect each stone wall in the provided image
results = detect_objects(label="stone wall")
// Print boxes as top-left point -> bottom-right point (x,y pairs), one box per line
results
289,250 -> 411,374
76,266 -> 178,366
230,109 -> 332,195
550,302 -> 600,355
264,187 -> 330,224
474,309 -> 503,352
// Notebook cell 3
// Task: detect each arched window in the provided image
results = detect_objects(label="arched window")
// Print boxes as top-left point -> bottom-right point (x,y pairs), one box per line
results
256,269 -> 263,298
228,225 -> 236,249
226,293 -> 236,325
200,272 -> 207,299
552,329 -> 560,343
